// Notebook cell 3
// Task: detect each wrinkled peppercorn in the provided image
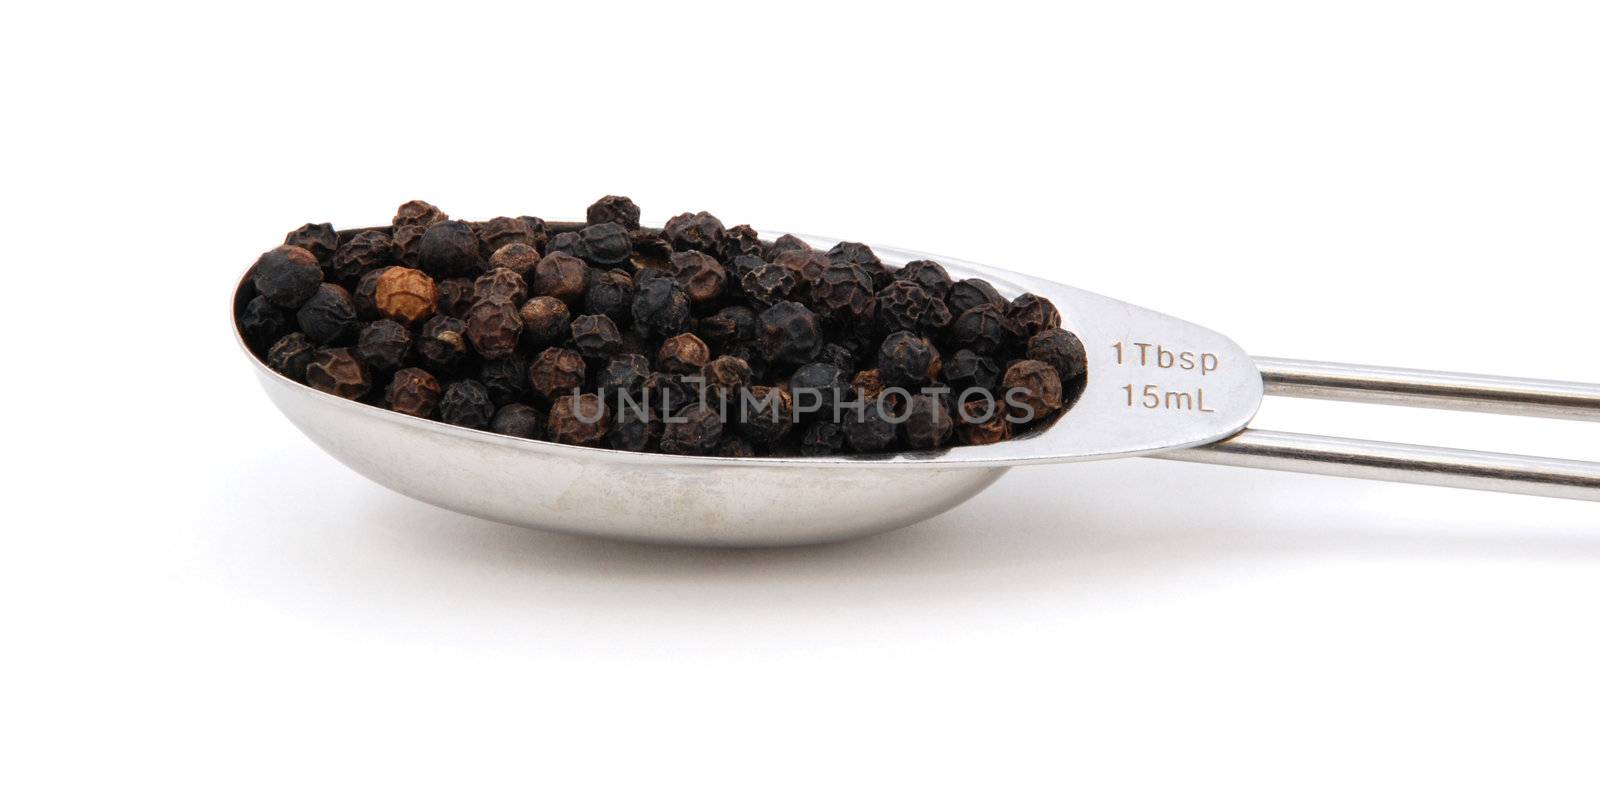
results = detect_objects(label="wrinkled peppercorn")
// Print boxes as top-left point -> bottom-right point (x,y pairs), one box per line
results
1006,293 -> 1062,340
948,278 -> 1006,316
741,261 -> 802,307
440,380 -> 496,429
598,354 -> 652,399
391,224 -> 427,266
717,437 -> 757,458
942,349 -> 1000,392
297,283 -> 359,344
817,342 -> 857,372
479,354 -> 529,405
476,216 -> 536,258
252,245 -> 323,308
416,315 -> 470,372
842,400 -> 897,452
489,243 -> 541,276
355,319 -> 411,372
628,229 -> 673,271
465,299 -> 523,360
519,296 -> 571,349
354,268 -> 386,320
1027,329 -> 1087,383
587,195 -> 641,230
799,421 -> 846,455
660,404 -> 723,455
333,230 -> 395,284
576,222 -> 632,265
956,398 -> 1011,445
585,269 -> 635,325
877,331 -> 936,388
902,394 -> 954,449
1001,359 -> 1063,421
606,414 -> 656,452
631,276 -> 690,337
773,250 -> 830,294
949,306 -> 1008,354
239,295 -> 289,345
548,393 -> 609,446
758,301 -> 822,364
876,280 -> 931,332
852,368 -> 887,403
737,385 -> 793,445
474,268 -> 528,305
490,403 -> 544,438
813,263 -> 876,324
267,332 -> 316,381
664,211 -> 725,253
417,220 -> 481,278
899,260 -> 954,298
721,224 -> 764,262
698,305 -> 756,347
285,223 -> 339,268
544,231 -> 580,257
644,371 -> 694,416
571,314 -> 624,359
435,277 -> 476,319
702,355 -> 751,398
669,250 -> 727,306
528,347 -> 587,401
827,241 -> 889,288
658,332 -> 711,374
768,234 -> 811,257
394,200 -> 447,229
305,347 -> 370,399
532,252 -> 589,306
385,367 -> 441,418
789,362 -> 850,415
374,267 -> 438,326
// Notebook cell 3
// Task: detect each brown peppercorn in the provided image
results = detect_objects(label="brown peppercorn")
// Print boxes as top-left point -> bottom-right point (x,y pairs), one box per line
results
663,210 -> 726,253
767,233 -> 812,257
284,223 -> 339,268
629,229 -> 674,271
571,314 -> 624,359
305,348 -> 371,400
702,355 -> 751,397
852,369 -> 887,403
720,224 -> 764,262
465,299 -> 523,359
717,437 -> 758,458
374,267 -> 438,326
548,393 -> 610,446
660,404 -> 724,455
476,216 -> 537,258
473,268 -> 528,305
394,200 -> 447,229
385,367 -> 442,418
531,252 -> 590,306
436,277 -> 476,318
519,296 -> 572,348
698,305 -> 756,347
488,243 -> 541,276
391,224 -> 426,266
1001,359 -> 1063,421
773,250 -> 830,295
1005,293 -> 1063,339
669,250 -> 728,306
955,398 -> 1011,446
528,347 -> 588,401
587,195 -> 641,230
333,230 -> 396,285
658,332 -> 711,374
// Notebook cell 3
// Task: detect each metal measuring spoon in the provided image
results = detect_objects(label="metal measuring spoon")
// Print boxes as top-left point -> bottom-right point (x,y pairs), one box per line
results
234,228 -> 1600,546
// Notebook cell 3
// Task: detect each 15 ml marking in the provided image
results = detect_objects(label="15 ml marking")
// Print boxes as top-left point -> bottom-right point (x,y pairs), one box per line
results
1121,383 -> 1216,412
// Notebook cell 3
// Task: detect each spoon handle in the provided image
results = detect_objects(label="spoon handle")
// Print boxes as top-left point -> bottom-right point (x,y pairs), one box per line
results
1151,359 -> 1600,502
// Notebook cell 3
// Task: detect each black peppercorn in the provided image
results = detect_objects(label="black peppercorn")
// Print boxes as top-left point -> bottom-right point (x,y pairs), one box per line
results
717,437 -> 758,458
531,252 -> 590,307
955,398 -> 1010,445
902,394 -> 954,449
528,347 -> 587,401
827,241 -> 890,288
284,223 -> 339,268
266,332 -> 316,381
606,413 -> 656,452
816,342 -> 857,372
767,234 -> 811,257
490,403 -> 544,438
898,259 -> 954,298
374,267 -> 438,326
660,404 -> 723,455
631,276 -> 691,338
519,296 -> 571,349
489,243 -> 542,277
921,297 -> 953,333
720,224 -> 764,262
702,355 -> 751,398
942,348 -> 1000,392
949,306 -> 1008,354
416,315 -> 470,372
740,261 -> 802,307
644,371 -> 694,416
479,354 -> 530,405
518,216 -> 551,251
394,200 -> 447,229
476,216 -> 537,258
877,331 -> 935,388
305,347 -> 370,400
332,230 -> 395,285
1006,293 -> 1062,340
548,393 -> 609,446
354,268 -> 386,320
584,269 -> 635,325
391,224 -> 426,266
1001,359 -> 1063,421
571,314 -> 624,359
586,195 -> 641,230
737,385 -> 793,445
385,367 -> 441,418
812,263 -> 876,324
699,305 -> 756,347
239,295 -> 289,346
664,211 -> 726,253
628,229 -> 674,271
435,277 -> 476,318
251,245 -> 323,309
297,283 -> 359,344
354,319 -> 412,372
545,231 -> 581,257
757,301 -> 822,364
597,354 -> 651,400
842,400 -> 897,453
575,222 -> 632,265
788,362 -> 850,416
416,220 -> 482,278
1026,329 -> 1087,383
465,299 -> 523,360
669,250 -> 728,307
440,380 -> 496,429
799,421 -> 846,455
948,278 -> 1006,316
875,280 -> 931,332
773,250 -> 830,295
474,268 -> 528,305
658,332 -> 711,374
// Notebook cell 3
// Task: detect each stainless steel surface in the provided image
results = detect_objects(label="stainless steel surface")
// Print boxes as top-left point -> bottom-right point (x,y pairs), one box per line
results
1256,357 -> 1600,421
236,232 -> 1262,546
1156,430 -> 1600,502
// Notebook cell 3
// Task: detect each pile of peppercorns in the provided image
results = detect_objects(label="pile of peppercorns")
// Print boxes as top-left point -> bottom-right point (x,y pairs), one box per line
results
238,198 -> 1088,456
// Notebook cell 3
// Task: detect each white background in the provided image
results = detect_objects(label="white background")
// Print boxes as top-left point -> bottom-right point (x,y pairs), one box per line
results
4,1 -> 1599,797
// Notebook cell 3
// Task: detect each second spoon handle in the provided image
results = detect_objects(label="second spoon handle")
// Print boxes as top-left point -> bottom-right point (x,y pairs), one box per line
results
1254,357 -> 1600,421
